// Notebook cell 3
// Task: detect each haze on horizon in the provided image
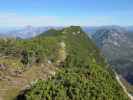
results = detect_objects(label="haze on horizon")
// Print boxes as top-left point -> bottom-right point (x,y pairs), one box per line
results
0,0 -> 133,27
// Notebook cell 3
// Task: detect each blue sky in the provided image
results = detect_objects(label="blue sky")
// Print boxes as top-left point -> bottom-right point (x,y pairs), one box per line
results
0,0 -> 133,27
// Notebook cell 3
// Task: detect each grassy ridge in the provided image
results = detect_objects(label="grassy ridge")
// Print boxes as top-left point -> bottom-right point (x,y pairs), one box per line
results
23,26 -> 129,100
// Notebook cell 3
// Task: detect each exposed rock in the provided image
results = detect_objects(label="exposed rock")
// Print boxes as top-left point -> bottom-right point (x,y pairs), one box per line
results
72,32 -> 76,35
77,31 -> 81,34
0,64 -> 6,70
48,60 -> 52,64
56,42 -> 67,66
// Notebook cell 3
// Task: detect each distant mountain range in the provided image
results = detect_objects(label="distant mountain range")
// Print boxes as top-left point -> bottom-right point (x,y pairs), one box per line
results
84,25 -> 133,34
92,26 -> 133,85
0,25 -> 133,39
0,26 -> 63,39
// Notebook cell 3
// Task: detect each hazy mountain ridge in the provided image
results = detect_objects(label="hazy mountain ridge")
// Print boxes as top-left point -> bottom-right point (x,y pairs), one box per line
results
0,25 -> 133,39
92,26 -> 133,87
0,26 -> 63,39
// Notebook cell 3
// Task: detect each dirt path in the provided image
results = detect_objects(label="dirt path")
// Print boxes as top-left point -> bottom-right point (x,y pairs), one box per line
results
115,72 -> 133,100
0,63 -> 56,100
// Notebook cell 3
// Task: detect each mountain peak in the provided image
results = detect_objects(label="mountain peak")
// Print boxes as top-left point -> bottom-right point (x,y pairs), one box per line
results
93,27 -> 129,47
65,26 -> 82,31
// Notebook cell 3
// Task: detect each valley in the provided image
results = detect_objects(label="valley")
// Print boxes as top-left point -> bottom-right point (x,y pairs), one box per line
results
92,26 -> 133,95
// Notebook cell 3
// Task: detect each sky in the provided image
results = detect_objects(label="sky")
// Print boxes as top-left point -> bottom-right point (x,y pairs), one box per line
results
0,0 -> 133,27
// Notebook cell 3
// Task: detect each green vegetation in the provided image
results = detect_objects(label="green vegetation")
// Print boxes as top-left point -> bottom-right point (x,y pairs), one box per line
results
0,26 -> 129,100
23,26 -> 129,100
0,36 -> 60,100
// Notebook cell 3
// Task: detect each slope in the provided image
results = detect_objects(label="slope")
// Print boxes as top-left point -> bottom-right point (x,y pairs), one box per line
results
21,26 -> 129,100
